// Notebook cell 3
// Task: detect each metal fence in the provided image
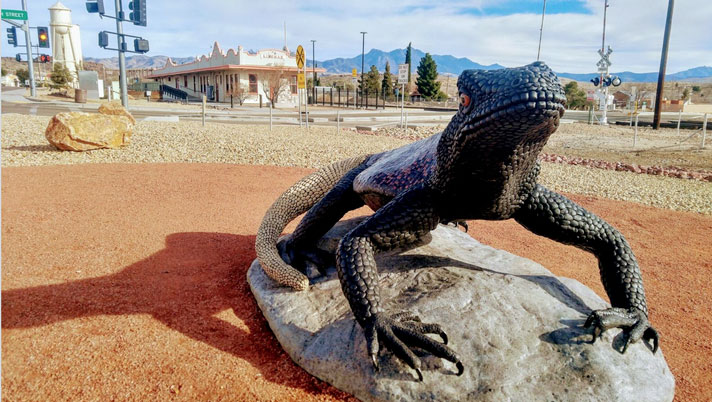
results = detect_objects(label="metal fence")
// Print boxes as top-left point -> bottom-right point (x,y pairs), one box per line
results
309,87 -> 393,109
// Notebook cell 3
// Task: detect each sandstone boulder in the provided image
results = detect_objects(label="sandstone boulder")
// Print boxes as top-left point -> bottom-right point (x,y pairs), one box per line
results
98,101 -> 137,124
45,112 -> 133,151
248,218 -> 675,401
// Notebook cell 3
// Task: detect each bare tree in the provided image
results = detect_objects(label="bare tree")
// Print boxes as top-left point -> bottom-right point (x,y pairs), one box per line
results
230,83 -> 249,106
260,68 -> 291,108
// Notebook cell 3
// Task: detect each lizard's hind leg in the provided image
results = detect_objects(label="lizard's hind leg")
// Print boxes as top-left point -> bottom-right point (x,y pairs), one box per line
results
281,164 -> 368,278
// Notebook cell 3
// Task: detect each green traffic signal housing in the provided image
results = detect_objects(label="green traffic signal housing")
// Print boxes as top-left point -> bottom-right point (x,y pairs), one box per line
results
7,26 -> 18,47
128,0 -> 146,26
37,27 -> 50,48
85,0 -> 105,14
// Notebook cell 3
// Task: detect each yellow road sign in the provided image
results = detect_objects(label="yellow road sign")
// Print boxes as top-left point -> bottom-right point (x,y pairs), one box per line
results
297,72 -> 306,89
352,68 -> 357,77
296,45 -> 306,69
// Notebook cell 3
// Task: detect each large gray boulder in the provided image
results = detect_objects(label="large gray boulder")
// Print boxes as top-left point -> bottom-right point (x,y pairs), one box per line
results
247,218 -> 674,401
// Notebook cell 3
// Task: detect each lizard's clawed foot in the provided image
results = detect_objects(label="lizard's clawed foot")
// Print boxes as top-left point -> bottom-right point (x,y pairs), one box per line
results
277,238 -> 334,277
445,220 -> 469,232
584,307 -> 659,354
364,312 -> 463,381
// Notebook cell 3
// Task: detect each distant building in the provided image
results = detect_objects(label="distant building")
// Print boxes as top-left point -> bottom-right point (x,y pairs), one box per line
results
148,42 -> 324,105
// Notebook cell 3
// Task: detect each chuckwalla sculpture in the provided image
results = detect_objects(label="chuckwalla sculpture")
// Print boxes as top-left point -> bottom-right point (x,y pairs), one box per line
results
255,62 -> 658,380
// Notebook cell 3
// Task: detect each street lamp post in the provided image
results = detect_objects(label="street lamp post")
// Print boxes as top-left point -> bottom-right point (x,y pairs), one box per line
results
360,31 -> 367,94
311,39 -> 316,88
599,0 -> 610,125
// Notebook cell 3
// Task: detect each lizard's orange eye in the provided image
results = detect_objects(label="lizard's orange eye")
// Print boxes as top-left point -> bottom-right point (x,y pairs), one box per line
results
459,94 -> 471,108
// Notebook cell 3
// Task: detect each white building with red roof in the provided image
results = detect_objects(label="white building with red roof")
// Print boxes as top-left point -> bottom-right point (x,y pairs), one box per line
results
148,42 -> 324,105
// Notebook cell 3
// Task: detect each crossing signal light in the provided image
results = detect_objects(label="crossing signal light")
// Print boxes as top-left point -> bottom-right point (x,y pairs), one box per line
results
590,77 -> 600,87
85,0 -> 105,14
128,0 -> 146,26
7,27 -> 18,47
134,38 -> 149,53
37,27 -> 50,48
98,31 -> 109,48
611,76 -> 622,87
38,54 -> 52,63
603,76 -> 612,87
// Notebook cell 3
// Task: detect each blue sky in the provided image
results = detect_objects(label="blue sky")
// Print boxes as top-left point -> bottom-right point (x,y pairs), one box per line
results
2,0 -> 710,74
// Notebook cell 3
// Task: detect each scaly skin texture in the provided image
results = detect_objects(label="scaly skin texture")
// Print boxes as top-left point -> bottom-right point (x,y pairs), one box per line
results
255,62 -> 658,380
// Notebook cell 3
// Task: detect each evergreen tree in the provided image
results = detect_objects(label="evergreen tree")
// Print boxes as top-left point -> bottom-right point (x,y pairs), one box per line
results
563,81 -> 590,110
364,65 -> 381,94
415,53 -> 441,99
381,61 -> 394,99
50,63 -> 72,90
405,42 -> 412,86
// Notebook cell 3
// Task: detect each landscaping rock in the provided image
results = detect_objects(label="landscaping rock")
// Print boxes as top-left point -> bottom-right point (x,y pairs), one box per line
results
98,101 -> 137,124
45,112 -> 133,151
248,218 -> 675,402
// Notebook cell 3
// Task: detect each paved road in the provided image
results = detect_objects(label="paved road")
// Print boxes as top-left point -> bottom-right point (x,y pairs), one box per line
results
1,86 -> 700,128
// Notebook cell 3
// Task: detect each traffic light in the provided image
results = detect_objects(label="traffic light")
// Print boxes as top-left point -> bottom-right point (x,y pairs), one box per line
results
15,53 -> 22,62
590,77 -> 600,87
37,27 -> 50,48
134,38 -> 149,53
128,0 -> 146,26
85,0 -> 105,14
98,31 -> 109,48
7,27 -> 17,47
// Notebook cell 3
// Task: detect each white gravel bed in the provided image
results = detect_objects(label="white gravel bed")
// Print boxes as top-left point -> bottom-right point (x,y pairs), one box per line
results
2,114 -> 710,215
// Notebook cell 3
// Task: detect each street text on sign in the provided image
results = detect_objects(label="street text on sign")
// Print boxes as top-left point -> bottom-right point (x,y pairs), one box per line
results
397,63 -> 408,85
2,9 -> 28,20
297,72 -> 306,89
296,45 -> 306,69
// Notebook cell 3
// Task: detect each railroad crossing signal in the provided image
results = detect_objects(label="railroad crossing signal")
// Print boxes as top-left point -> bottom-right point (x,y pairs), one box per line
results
295,45 -> 305,69
37,26 -> 49,48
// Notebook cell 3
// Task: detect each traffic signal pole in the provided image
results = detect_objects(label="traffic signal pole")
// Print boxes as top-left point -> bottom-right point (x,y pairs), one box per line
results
114,0 -> 128,108
21,0 -> 36,97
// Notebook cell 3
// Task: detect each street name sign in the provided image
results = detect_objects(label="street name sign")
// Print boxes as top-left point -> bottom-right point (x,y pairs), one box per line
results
398,63 -> 408,84
2,9 -> 28,20
296,45 -> 305,69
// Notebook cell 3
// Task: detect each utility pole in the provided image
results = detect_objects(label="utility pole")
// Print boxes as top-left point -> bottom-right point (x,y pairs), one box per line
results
114,0 -> 128,108
21,0 -> 36,96
537,0 -> 547,61
360,31 -> 367,93
653,0 -> 675,130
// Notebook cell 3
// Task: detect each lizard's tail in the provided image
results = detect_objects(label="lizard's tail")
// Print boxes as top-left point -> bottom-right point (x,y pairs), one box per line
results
255,155 -> 370,290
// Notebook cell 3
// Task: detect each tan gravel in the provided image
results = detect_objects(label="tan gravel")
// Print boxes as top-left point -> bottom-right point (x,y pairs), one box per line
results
2,113 -> 710,215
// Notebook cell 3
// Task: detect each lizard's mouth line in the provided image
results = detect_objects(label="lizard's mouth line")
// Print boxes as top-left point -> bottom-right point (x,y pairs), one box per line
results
460,96 -> 566,136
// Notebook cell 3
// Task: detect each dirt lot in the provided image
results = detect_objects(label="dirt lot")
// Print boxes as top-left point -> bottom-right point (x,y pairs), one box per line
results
2,164 -> 711,401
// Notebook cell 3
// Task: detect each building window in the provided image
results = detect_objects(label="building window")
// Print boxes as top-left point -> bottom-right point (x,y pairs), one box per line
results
167,77 -> 171,82
249,74 -> 257,93
193,76 -> 196,92
184,75 -> 187,87
291,76 -> 297,94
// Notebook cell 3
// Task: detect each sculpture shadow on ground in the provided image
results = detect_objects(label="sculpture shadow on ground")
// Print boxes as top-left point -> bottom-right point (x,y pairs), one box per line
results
1,232 -> 342,396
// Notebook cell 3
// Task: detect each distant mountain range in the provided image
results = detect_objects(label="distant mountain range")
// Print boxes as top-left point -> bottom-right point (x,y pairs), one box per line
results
84,55 -> 195,69
82,48 -> 712,83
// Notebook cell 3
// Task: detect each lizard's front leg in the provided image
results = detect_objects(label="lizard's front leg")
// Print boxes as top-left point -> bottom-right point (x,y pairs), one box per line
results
336,187 -> 463,380
514,184 -> 659,353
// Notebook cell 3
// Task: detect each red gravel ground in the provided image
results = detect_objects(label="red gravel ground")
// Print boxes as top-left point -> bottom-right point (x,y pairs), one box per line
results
2,163 -> 710,401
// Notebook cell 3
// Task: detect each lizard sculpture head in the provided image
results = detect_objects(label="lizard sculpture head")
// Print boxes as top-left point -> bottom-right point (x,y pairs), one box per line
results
445,61 -> 567,153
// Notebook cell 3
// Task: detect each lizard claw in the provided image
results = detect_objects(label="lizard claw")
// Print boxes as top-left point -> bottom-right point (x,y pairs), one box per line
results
364,312 -> 463,380
584,307 -> 659,354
